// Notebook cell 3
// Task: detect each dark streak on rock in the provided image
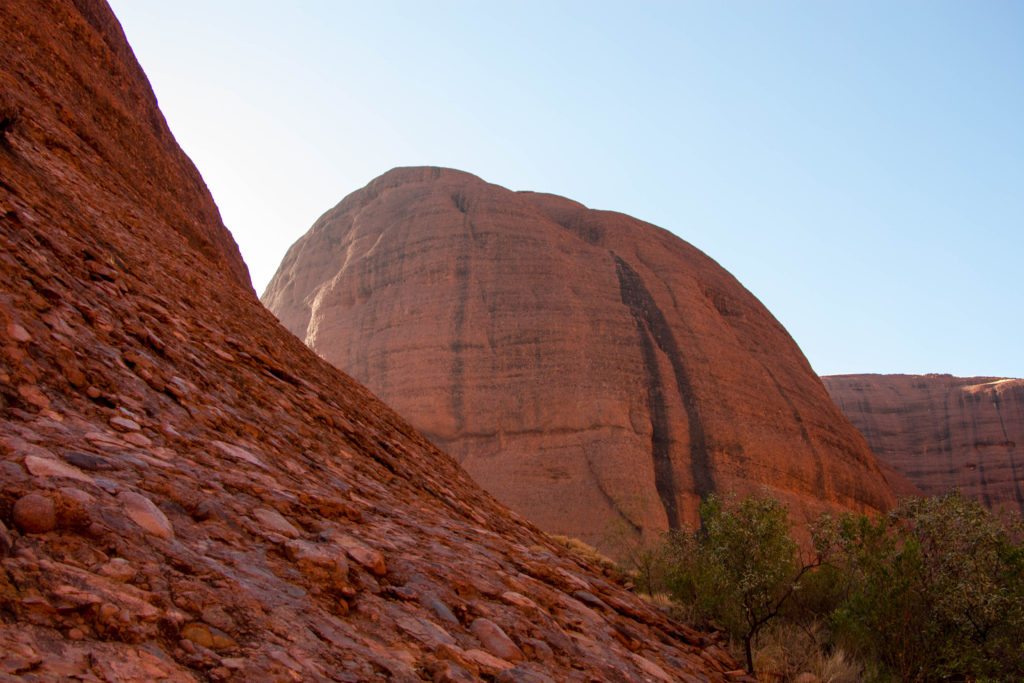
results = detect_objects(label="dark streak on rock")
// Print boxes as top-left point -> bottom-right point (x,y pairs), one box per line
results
992,394 -> 1024,509
613,254 -> 712,528
941,393 -> 956,492
450,213 -> 474,432
555,212 -> 603,245
961,392 -> 994,509
761,366 -> 826,496
635,322 -> 680,528
451,191 -> 468,214
584,453 -> 642,535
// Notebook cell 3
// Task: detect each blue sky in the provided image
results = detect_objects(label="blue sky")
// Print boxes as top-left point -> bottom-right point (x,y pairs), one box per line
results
108,1 -> 1023,378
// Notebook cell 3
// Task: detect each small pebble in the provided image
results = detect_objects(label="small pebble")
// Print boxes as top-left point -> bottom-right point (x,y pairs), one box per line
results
98,558 -> 136,582
7,323 -> 31,342
110,415 -> 141,432
17,385 -> 50,409
63,451 -> 111,471
471,618 -> 524,662
13,492 -> 57,534
123,432 -> 152,447
120,491 -> 174,539
252,507 -> 300,538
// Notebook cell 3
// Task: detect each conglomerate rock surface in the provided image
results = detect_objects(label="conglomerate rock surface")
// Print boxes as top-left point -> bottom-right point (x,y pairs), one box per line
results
0,1 -> 751,680
823,374 -> 1024,515
263,168 -> 898,551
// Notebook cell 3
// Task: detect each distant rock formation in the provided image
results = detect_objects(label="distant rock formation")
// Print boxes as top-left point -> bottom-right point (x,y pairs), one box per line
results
263,167 -> 898,550
824,374 -> 1024,514
0,1 -> 750,679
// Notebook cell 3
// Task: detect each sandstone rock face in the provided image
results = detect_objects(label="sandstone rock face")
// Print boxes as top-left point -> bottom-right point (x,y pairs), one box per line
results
0,0 -> 749,679
823,374 -> 1024,514
263,167 -> 898,550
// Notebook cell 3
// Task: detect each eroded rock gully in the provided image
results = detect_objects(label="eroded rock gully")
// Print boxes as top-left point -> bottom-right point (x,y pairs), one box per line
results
824,374 -> 1024,514
0,1 -> 751,679
263,170 -> 900,552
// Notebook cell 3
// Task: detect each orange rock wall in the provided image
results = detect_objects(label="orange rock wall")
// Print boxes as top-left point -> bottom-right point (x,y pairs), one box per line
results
824,374 -> 1024,514
264,168 -> 898,550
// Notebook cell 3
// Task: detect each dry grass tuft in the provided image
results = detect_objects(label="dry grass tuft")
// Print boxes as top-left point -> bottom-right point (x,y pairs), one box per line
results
547,534 -> 621,575
750,622 -> 863,683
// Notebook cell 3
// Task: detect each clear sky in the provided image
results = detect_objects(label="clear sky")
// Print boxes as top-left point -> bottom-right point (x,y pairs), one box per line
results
108,1 -> 1022,378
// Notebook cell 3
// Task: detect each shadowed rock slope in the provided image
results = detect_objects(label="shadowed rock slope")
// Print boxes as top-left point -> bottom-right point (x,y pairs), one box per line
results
0,1 -> 750,680
263,168 -> 898,551
824,374 -> 1024,515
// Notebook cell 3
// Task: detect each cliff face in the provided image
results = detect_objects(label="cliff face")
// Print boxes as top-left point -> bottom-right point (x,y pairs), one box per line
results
823,374 -> 1024,514
0,1 -> 748,680
263,168 -> 898,551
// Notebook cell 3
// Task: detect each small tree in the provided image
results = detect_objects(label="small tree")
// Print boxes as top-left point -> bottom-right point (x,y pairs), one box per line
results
666,494 -> 825,674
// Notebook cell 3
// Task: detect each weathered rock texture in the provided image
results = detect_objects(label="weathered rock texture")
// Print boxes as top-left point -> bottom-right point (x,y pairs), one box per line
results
263,167 -> 899,551
824,374 -> 1024,514
0,1 -> 751,680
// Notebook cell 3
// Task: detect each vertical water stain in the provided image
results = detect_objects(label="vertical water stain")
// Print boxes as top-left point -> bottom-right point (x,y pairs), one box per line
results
992,393 -> 1024,509
450,248 -> 470,432
613,254 -> 712,529
761,365 -> 826,497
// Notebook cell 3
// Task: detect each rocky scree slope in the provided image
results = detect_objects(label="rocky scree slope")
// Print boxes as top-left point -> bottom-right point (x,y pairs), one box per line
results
824,374 -> 1024,515
263,167 -> 899,551
0,1 -> 750,680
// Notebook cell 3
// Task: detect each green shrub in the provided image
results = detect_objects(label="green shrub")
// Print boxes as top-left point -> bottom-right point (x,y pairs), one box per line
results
651,491 -> 1024,681
830,493 -> 1024,681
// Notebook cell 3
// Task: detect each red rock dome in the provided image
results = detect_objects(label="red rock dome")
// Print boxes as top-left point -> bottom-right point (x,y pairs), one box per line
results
264,167 -> 899,549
